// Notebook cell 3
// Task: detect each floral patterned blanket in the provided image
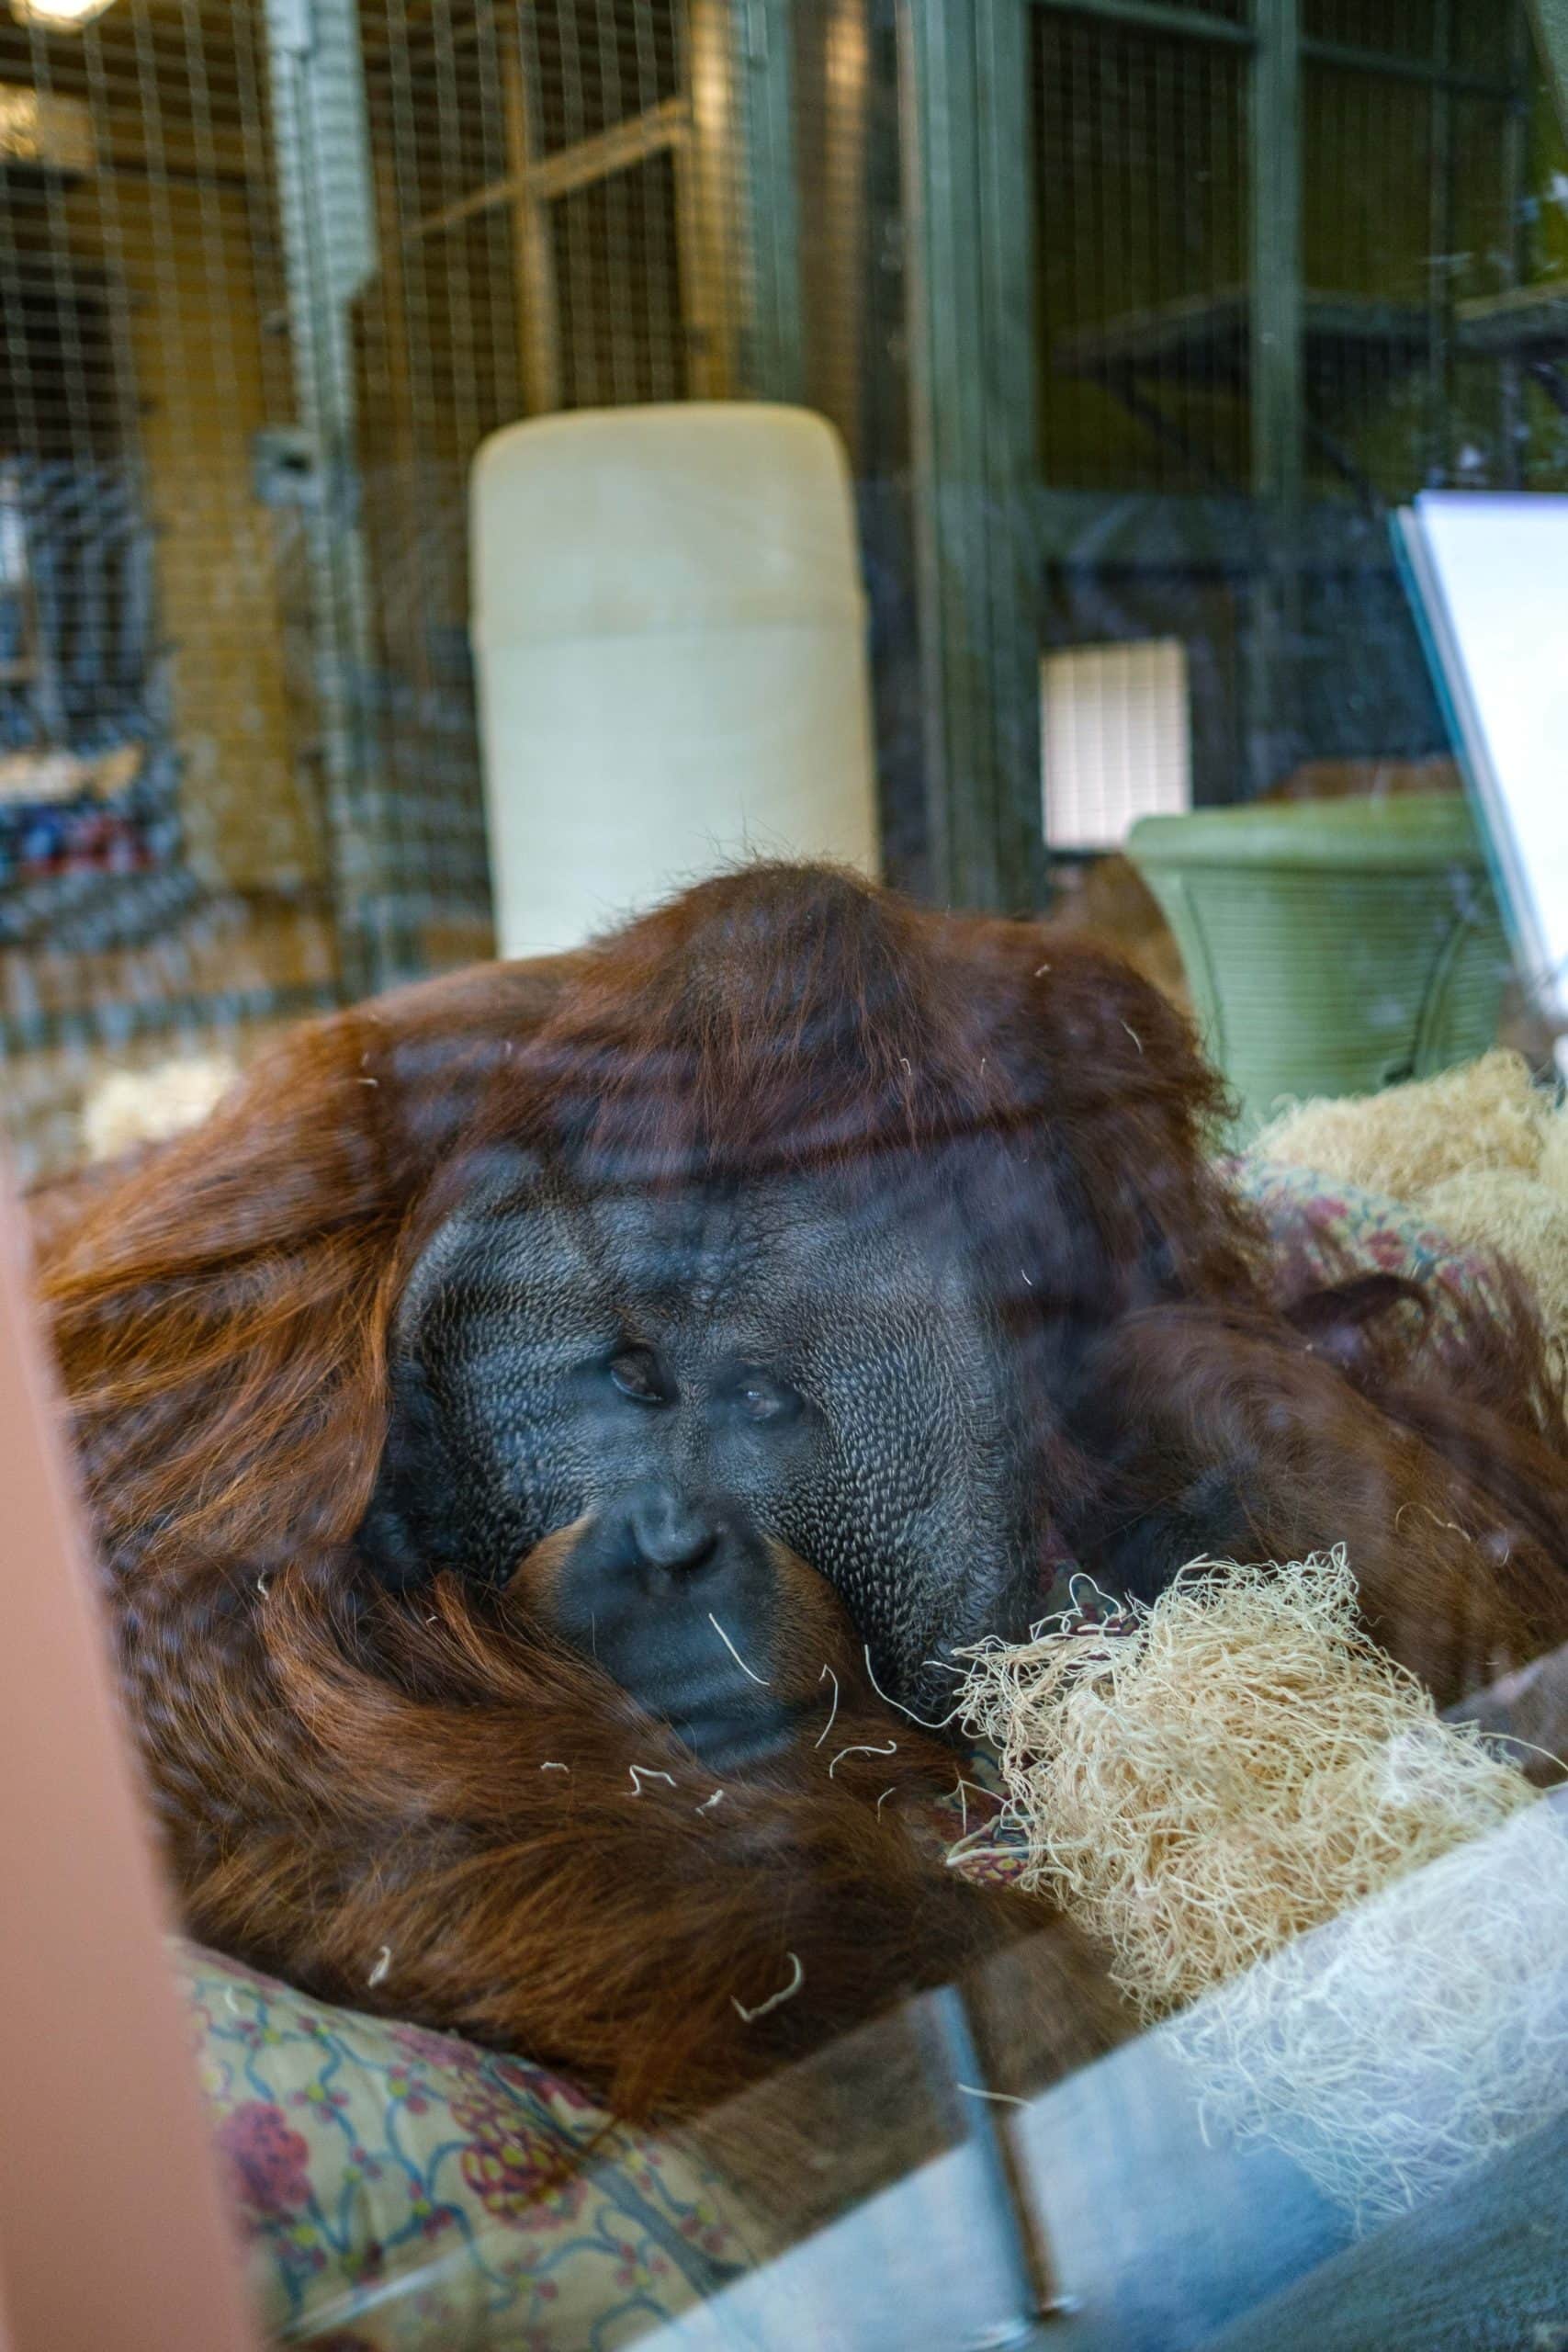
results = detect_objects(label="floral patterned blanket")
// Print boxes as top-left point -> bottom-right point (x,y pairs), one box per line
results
183,1945 -> 765,2350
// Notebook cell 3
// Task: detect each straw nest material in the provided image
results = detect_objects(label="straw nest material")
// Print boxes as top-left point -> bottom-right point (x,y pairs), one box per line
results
951,1550 -> 1535,2018
1252,1049 -> 1556,1199
82,1051 -> 239,1163
951,1553 -> 1568,2223
1171,1793 -> 1568,2226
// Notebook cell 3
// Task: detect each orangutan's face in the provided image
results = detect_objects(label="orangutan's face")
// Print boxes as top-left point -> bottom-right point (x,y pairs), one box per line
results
357,1153 -> 1035,1762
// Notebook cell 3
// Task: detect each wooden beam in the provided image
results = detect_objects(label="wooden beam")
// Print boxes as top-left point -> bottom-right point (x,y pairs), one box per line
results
501,40 -> 560,414
400,175 -> 510,243
681,0 -> 742,397
528,95 -> 689,201
409,94 -> 688,240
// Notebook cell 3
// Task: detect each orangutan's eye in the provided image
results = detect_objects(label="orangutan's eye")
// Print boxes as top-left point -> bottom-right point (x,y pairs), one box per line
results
609,1348 -> 668,1404
733,1372 -> 796,1424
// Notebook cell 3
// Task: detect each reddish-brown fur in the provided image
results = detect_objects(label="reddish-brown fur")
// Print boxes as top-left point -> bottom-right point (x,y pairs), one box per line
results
36,864 -> 1568,2120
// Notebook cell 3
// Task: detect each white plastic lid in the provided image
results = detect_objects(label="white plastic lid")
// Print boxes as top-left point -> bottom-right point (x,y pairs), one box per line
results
470,401 -> 866,646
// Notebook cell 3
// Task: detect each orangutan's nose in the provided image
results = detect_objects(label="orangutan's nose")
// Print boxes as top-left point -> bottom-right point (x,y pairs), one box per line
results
623,1481 -> 721,1576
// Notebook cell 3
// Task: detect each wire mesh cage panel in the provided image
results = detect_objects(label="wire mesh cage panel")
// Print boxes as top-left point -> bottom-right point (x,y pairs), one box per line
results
1026,0 -> 1568,835
0,0 -> 1565,1181
1035,12 -> 1252,494
349,0 -> 759,986
0,0 -> 344,1182
1300,8 -> 1531,503
0,0 -> 796,1180
0,9 -> 299,893
0,0 -> 924,1166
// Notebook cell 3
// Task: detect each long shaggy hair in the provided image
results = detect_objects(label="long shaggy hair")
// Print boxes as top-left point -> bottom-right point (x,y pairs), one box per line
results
38,864 -> 1568,2119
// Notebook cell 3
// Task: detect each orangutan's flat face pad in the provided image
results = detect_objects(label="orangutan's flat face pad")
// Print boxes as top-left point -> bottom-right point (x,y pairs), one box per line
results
358,1155 -> 1032,1728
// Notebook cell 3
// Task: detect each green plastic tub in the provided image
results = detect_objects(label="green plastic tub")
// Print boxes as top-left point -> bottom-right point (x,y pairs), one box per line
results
1126,793 -> 1510,1139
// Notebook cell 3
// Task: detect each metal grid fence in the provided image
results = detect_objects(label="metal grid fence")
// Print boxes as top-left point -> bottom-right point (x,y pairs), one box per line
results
0,0 -> 1565,1179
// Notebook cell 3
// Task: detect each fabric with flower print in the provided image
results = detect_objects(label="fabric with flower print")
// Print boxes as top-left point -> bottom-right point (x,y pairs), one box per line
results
1232,1159 -> 1494,1314
180,1948 -> 764,2348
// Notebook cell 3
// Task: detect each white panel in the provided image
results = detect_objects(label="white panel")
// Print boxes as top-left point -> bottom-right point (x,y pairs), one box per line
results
1041,638 -> 1191,853
1398,492 -> 1568,1031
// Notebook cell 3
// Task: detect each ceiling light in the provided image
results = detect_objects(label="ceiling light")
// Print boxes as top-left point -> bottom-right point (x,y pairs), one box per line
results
9,0 -> 117,31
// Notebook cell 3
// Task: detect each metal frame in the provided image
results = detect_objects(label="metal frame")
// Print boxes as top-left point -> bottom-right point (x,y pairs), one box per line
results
1247,0 -> 1303,797
264,0 -> 400,995
903,0 -> 1549,908
1501,6 -> 1533,486
739,0 -> 807,399
901,0 -> 1045,910
1529,0 -> 1568,132
501,40 -> 563,415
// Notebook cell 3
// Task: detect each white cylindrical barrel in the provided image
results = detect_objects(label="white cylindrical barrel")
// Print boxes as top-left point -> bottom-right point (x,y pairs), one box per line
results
469,402 -> 880,956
